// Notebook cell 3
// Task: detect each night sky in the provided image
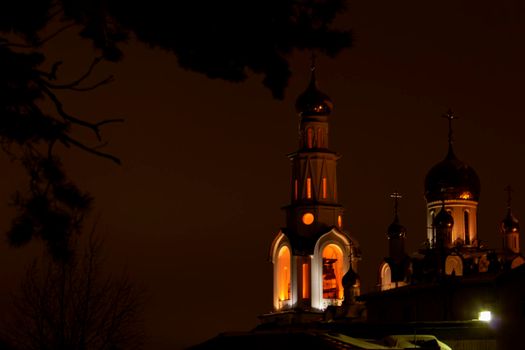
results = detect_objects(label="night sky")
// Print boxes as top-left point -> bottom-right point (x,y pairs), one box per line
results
1,1 -> 525,349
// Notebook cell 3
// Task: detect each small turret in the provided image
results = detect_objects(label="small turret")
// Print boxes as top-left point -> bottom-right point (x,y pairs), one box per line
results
501,186 -> 520,254
387,192 -> 407,262
433,201 -> 454,249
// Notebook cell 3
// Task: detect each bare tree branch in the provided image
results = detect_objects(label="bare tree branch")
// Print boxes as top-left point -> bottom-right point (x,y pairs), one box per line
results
61,135 -> 121,165
64,75 -> 115,92
36,61 -> 63,81
39,57 -> 104,89
4,23 -> 76,48
39,83 -> 124,142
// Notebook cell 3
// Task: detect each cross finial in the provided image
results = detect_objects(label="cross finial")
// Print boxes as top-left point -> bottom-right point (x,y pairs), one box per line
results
505,185 -> 514,209
308,51 -> 318,88
442,108 -> 458,149
390,191 -> 402,218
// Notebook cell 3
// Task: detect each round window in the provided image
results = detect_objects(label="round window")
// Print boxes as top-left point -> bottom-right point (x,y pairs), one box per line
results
302,213 -> 314,225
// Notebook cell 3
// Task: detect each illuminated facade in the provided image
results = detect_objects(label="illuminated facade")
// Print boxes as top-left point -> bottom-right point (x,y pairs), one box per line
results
269,67 -> 359,313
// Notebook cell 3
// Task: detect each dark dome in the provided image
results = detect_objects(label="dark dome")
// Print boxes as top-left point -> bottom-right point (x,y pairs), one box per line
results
295,70 -> 333,117
433,206 -> 454,229
342,266 -> 360,288
387,216 -> 407,239
424,148 -> 480,202
502,210 -> 520,233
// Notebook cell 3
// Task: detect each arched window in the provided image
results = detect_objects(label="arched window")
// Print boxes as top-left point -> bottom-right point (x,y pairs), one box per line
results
322,177 -> 327,199
322,244 -> 344,299
317,128 -> 324,148
445,255 -> 463,276
380,263 -> 392,291
306,177 -> 312,199
429,210 -> 435,247
306,128 -> 313,148
277,246 -> 291,301
464,211 -> 470,245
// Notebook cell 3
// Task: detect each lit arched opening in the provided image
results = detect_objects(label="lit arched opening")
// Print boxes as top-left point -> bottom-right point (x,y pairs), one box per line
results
277,246 -> 291,302
380,263 -> 392,291
445,255 -> 463,276
306,177 -> 312,199
322,244 -> 344,299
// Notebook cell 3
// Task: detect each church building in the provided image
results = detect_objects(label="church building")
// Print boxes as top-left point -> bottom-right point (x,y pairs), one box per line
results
194,66 -> 525,349
377,111 -> 525,293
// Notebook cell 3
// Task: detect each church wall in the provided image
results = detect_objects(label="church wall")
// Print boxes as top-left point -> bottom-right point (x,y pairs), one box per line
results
427,200 -> 478,246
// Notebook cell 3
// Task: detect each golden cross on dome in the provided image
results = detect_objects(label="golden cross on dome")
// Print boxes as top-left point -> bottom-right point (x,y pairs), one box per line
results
442,109 -> 458,147
307,51 -> 318,89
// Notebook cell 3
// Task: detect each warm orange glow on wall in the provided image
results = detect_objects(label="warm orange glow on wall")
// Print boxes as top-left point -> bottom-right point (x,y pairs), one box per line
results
322,244 -> 344,299
302,213 -> 314,225
277,246 -> 291,301
337,215 -> 342,228
307,128 -> 313,148
317,128 -> 323,148
322,177 -> 327,199
302,263 -> 310,299
459,191 -> 472,200
306,177 -> 312,198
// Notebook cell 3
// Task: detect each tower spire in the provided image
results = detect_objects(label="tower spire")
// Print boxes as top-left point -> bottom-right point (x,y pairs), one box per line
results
308,51 -> 317,90
501,185 -> 520,253
390,191 -> 402,222
505,185 -> 513,210
310,51 -> 316,73
295,57 -> 333,118
387,191 -> 406,240
442,109 -> 458,158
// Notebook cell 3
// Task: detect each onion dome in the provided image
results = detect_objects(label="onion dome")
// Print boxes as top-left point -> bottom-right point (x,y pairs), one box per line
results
425,146 -> 480,202
433,204 -> 454,229
342,266 -> 360,288
387,192 -> 406,239
502,210 -> 520,234
295,67 -> 333,117
425,110 -> 480,202
387,215 -> 407,239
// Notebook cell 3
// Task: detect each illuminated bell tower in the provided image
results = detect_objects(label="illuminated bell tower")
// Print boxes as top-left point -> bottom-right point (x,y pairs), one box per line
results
270,64 -> 358,313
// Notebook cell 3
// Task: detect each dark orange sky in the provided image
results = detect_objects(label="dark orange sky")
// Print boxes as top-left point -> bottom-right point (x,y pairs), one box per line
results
1,1 -> 525,349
